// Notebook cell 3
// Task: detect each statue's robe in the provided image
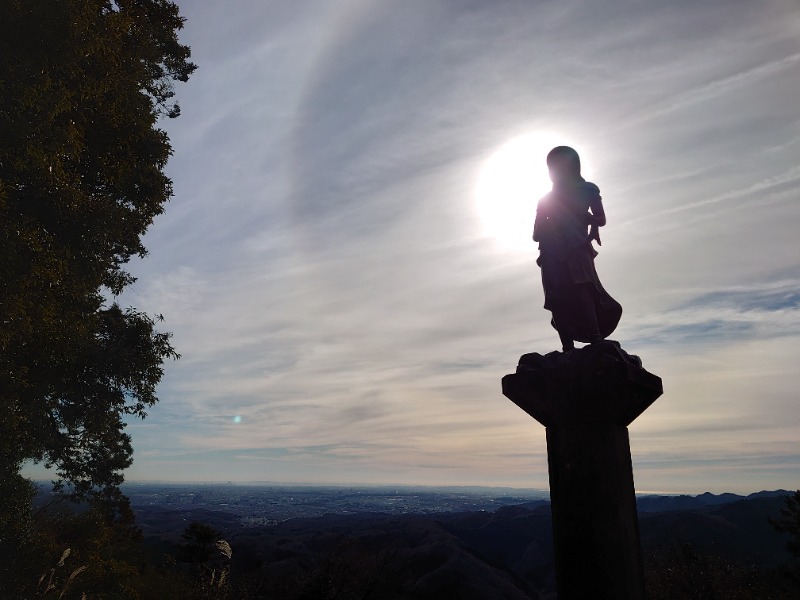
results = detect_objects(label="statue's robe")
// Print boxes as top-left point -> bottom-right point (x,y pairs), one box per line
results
535,180 -> 622,342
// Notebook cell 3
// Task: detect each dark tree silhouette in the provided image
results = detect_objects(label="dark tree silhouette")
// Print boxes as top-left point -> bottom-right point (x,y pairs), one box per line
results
771,489 -> 800,585
179,523 -> 224,565
1,3 -> 194,592
0,0 -> 194,505
771,490 -> 800,557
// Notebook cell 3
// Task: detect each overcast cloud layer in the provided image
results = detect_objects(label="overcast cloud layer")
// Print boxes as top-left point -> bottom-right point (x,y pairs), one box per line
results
30,0 -> 800,493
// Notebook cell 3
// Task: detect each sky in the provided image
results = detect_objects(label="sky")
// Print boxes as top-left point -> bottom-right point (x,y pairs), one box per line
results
29,0 -> 800,494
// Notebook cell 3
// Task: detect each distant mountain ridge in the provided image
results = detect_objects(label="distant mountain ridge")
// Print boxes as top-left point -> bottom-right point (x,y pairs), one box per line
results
636,489 -> 791,513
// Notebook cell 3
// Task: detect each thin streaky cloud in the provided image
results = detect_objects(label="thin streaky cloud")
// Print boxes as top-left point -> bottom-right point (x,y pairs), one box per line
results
21,0 -> 800,494
626,51 -> 800,125
617,164 -> 800,228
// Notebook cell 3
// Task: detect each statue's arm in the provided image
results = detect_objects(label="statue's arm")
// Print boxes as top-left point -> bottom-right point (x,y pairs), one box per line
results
587,189 -> 606,245
587,190 -> 606,228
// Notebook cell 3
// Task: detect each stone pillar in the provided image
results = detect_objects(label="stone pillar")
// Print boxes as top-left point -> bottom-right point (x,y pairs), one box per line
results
502,342 -> 662,600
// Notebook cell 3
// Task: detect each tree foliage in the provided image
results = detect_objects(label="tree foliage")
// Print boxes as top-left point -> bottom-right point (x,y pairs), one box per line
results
771,490 -> 800,558
771,490 -> 800,588
0,0 -> 194,501
179,523 -> 225,565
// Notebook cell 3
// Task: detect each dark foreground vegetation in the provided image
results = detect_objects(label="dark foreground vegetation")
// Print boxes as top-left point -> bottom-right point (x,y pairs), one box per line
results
3,489 -> 800,598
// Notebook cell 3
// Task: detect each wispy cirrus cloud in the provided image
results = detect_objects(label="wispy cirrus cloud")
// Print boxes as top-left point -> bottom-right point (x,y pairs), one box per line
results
39,0 -> 796,493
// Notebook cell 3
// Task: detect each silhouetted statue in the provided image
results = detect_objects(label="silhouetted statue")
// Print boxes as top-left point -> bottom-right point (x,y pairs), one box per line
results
533,146 -> 622,352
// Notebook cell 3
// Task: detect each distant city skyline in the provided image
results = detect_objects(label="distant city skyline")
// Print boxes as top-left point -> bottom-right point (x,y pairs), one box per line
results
25,0 -> 800,493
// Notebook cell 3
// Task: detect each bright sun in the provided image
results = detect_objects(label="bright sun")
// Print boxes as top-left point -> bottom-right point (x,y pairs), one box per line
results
475,132 -> 570,251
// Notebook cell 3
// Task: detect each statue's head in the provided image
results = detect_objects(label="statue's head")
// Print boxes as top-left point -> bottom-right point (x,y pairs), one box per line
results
547,146 -> 581,184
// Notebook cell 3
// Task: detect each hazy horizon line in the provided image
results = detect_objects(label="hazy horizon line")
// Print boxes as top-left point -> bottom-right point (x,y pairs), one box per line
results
31,479 -> 792,498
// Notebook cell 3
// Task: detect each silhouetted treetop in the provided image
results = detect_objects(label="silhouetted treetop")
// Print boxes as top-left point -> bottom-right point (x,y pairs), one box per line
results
0,0 -> 194,503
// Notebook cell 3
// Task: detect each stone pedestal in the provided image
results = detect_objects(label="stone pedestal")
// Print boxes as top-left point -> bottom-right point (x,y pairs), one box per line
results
502,342 -> 663,600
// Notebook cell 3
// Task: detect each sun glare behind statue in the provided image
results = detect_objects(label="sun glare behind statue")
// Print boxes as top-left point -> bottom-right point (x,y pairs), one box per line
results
475,132 -> 565,252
